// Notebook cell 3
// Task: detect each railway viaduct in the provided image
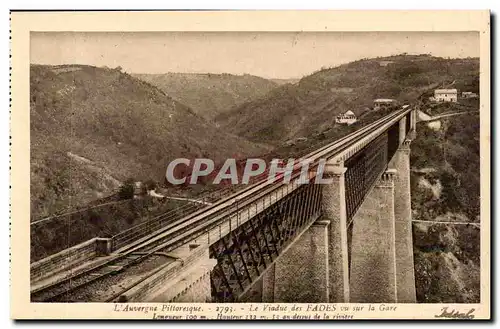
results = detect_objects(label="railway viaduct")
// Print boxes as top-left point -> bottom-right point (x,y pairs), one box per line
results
31,106 -> 417,304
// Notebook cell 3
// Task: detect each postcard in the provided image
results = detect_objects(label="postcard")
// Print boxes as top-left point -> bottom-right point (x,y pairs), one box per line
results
10,10 -> 490,320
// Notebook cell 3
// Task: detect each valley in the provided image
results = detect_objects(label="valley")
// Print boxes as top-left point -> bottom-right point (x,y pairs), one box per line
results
133,72 -> 278,120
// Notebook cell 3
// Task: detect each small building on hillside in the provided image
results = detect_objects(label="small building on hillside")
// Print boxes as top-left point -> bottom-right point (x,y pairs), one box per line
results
335,110 -> 357,125
434,89 -> 458,102
379,60 -> 395,67
133,181 -> 144,196
284,137 -> 308,146
462,91 -> 478,99
374,99 -> 397,111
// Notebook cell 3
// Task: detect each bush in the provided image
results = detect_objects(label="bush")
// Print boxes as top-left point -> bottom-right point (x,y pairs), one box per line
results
144,179 -> 157,191
387,60 -> 422,81
118,178 -> 135,200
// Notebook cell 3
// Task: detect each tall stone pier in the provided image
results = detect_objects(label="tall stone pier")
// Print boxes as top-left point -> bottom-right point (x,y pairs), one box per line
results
322,162 -> 350,303
257,161 -> 350,303
389,140 -> 417,303
270,220 -> 330,302
349,169 -> 398,303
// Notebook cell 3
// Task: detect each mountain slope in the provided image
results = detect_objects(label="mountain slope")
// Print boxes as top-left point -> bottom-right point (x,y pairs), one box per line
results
270,78 -> 300,85
410,113 -> 480,303
30,65 -> 267,219
133,72 -> 278,120
216,55 -> 479,144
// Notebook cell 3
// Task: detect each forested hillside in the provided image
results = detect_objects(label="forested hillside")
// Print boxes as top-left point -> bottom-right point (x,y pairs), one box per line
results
30,65 -> 268,219
216,55 -> 479,144
411,113 -> 480,303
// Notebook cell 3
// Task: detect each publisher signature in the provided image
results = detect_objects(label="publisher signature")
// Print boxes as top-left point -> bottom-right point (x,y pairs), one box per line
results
435,307 -> 475,319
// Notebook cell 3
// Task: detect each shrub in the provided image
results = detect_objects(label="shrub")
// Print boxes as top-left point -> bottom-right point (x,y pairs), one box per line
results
144,179 -> 157,191
387,60 -> 422,81
118,178 -> 135,200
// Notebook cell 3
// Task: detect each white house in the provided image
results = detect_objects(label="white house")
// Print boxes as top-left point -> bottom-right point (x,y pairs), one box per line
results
335,110 -> 357,125
434,89 -> 458,102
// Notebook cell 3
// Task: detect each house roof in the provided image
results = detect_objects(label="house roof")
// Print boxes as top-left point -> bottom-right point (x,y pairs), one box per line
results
344,110 -> 355,116
435,89 -> 457,93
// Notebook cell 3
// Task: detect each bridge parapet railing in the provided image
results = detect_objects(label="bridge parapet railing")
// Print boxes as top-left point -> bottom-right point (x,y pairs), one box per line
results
208,182 -> 323,301
111,188 -> 236,251
343,113 -> 412,225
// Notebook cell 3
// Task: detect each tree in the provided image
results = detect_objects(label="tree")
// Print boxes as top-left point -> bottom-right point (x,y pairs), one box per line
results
118,178 -> 135,200
387,60 -> 422,81
144,179 -> 157,191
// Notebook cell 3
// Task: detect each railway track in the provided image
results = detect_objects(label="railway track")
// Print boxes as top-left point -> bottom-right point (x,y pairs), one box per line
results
31,106 -> 412,302
31,254 -> 144,302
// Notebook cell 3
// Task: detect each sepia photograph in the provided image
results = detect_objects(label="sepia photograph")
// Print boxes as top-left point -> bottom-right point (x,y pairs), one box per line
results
10,10 -> 490,320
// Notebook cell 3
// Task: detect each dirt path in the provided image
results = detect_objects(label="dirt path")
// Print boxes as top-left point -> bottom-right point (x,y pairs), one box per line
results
418,110 -> 478,122
164,196 -> 213,206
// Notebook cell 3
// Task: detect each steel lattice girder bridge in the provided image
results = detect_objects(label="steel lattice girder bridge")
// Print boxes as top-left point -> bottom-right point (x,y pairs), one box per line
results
30,106 -> 417,304
206,106 -> 416,303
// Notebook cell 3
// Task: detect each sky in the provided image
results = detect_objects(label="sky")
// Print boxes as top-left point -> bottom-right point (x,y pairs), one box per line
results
31,31 -> 479,79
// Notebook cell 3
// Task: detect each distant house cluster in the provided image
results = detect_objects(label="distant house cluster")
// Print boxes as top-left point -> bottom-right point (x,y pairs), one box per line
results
335,110 -> 357,125
430,89 -> 478,103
